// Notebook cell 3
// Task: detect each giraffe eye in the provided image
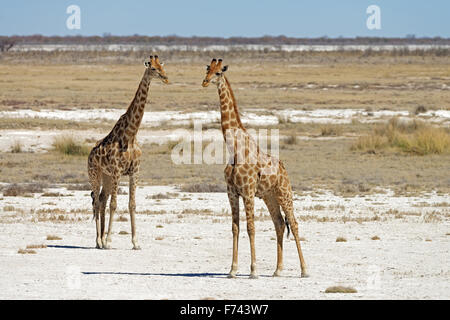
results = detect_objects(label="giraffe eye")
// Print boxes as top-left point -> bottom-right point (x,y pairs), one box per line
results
215,72 -> 221,76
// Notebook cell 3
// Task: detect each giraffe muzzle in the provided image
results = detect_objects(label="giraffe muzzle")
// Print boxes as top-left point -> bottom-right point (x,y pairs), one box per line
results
202,79 -> 210,87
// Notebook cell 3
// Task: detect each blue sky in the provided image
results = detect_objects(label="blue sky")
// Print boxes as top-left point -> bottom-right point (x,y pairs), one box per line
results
0,0 -> 448,38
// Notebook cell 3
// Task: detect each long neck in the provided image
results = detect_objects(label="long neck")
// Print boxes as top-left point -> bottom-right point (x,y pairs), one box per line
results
122,69 -> 151,139
217,76 -> 245,138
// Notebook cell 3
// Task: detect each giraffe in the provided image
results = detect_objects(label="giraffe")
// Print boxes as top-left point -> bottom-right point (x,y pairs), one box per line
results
202,59 -> 308,278
88,55 -> 169,250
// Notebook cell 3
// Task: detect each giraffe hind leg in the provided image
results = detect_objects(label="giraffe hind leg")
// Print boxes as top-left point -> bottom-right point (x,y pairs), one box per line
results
263,194 -> 285,277
277,187 -> 309,278
100,174 -> 112,248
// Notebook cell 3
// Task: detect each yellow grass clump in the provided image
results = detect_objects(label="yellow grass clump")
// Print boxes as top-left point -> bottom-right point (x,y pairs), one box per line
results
325,286 -> 357,293
352,118 -> 450,155
46,235 -> 62,240
52,135 -> 90,156
18,248 -> 37,254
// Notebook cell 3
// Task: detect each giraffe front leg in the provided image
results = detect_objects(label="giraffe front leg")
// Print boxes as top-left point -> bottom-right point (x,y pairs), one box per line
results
105,176 -> 119,249
89,169 -> 102,249
243,195 -> 258,279
129,173 -> 140,250
227,189 -> 240,278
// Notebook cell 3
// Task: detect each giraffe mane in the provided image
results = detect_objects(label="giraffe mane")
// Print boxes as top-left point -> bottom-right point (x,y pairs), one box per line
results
224,76 -> 244,127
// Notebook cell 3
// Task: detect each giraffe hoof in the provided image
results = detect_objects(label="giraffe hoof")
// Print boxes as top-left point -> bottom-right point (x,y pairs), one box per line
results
132,245 -> 141,250
301,272 -> 310,278
103,243 -> 111,249
272,270 -> 282,277
249,273 -> 259,279
227,272 -> 237,279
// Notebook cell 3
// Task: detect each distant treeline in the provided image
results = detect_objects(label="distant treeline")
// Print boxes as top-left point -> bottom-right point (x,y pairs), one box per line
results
1,35 -> 450,46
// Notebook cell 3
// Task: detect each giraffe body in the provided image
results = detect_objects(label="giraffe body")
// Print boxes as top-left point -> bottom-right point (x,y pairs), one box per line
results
202,59 -> 308,278
88,55 -> 168,249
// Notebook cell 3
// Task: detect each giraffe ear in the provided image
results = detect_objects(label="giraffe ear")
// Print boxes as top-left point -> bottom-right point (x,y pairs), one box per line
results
222,65 -> 228,72
144,61 -> 150,68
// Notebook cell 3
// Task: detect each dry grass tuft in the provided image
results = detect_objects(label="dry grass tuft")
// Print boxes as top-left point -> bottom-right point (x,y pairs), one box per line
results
147,192 -> 179,200
10,140 -> 23,153
118,230 -> 129,235
46,235 -> 62,240
371,235 -> 380,240
285,135 -> 297,145
3,183 -> 46,196
18,248 -> 37,254
352,118 -> 450,155
26,244 -> 47,249
180,183 -> 226,193
320,124 -> 343,136
414,105 -> 427,115
52,135 -> 90,156
336,236 -> 347,242
325,286 -> 357,293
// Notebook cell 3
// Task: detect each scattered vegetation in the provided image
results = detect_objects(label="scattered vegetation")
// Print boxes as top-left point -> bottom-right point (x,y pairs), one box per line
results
352,118 -> 450,155
320,124 -> 343,136
52,136 -> 90,156
46,235 -> 62,240
414,105 -> 427,115
26,244 -> 47,249
284,135 -> 297,145
117,216 -> 128,222
3,183 -> 46,196
10,140 -> 23,153
17,248 -> 36,254
325,286 -> 357,293
179,183 -> 226,193
371,235 -> 380,240
147,192 -> 179,200
336,236 -> 347,242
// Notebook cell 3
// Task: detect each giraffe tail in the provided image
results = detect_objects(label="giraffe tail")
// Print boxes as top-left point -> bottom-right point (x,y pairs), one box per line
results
285,216 -> 291,239
91,191 -> 96,221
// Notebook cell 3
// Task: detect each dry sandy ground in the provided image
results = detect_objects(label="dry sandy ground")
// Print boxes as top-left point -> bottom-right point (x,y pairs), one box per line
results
0,185 -> 449,299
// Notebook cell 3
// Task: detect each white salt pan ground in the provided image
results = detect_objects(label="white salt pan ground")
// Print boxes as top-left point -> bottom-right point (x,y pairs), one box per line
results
1,108 -> 449,127
0,185 -> 448,299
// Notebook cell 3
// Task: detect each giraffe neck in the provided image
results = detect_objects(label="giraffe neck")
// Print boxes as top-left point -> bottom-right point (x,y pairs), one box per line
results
217,76 -> 245,138
120,69 -> 152,141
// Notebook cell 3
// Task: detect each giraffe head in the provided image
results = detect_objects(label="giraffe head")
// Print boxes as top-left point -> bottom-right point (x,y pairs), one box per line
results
202,58 -> 228,87
144,55 -> 169,84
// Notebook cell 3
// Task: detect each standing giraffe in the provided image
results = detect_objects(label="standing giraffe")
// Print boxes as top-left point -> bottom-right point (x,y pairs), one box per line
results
202,59 -> 308,278
88,55 -> 169,249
